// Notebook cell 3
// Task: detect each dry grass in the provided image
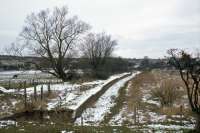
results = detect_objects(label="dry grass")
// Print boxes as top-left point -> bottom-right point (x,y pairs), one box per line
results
15,99 -> 47,113
159,106 -> 194,121
70,76 -> 94,84
79,85 -> 95,92
135,71 -> 156,84
44,91 -> 58,99
122,70 -> 194,125
150,79 -> 183,107
127,78 -> 142,112
127,71 -> 156,112
14,91 -> 58,113
0,93 -> 21,118
159,106 -> 183,116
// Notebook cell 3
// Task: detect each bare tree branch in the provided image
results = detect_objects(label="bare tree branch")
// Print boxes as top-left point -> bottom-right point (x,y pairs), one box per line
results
11,6 -> 90,81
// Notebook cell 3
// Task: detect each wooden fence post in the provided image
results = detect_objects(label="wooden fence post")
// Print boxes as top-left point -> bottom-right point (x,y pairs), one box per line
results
81,116 -> 83,126
40,85 -> 43,100
137,104 -> 140,124
134,103 -> 140,125
134,105 -> 137,124
19,82 -> 22,92
39,85 -> 44,121
24,81 -> 27,109
48,82 -> 51,95
180,105 -> 183,126
81,116 -> 83,133
8,80 -> 11,89
34,81 -> 37,101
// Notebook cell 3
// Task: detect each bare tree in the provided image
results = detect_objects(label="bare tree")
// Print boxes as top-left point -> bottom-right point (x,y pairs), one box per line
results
81,33 -> 117,78
167,49 -> 200,130
17,6 -> 90,81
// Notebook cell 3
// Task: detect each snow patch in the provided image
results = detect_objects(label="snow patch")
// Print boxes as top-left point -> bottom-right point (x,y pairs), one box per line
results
75,72 -> 139,125
147,124 -> 194,130
0,120 -> 17,128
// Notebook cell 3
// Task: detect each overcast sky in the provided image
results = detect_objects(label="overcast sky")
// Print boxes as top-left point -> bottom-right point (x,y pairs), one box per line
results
0,0 -> 199,58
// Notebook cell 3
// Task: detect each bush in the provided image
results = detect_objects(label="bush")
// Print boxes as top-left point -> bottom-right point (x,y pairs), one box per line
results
95,70 -> 110,79
15,100 -> 47,113
151,79 -> 181,107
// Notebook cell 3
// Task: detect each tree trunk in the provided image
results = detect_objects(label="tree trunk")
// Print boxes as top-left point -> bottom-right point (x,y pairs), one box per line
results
56,63 -> 68,81
59,72 -> 68,81
196,114 -> 200,131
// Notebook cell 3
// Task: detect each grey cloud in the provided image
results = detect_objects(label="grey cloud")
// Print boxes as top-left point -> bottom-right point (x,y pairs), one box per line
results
0,0 -> 199,58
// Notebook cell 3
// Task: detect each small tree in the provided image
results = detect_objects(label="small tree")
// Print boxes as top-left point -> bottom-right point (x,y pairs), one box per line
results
168,49 -> 200,130
81,33 -> 117,78
18,6 -> 90,81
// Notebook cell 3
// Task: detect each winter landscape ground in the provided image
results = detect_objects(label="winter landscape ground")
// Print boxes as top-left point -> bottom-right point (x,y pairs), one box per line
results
0,1 -> 199,132
0,70 -> 197,132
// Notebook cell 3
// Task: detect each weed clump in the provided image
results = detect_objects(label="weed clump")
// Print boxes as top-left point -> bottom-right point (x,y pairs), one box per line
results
151,79 -> 182,107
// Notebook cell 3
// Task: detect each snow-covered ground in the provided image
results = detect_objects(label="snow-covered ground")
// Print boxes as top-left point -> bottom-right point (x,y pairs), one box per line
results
108,71 -> 195,130
0,72 -> 132,129
0,120 -> 17,128
0,70 -> 80,83
0,72 -> 130,112
109,89 -> 195,129
61,131 -> 73,133
0,70 -> 196,131
0,70 -> 60,85
75,72 -> 139,125
0,70 -> 51,81
0,69 -> 84,81
48,72 -> 130,111
0,70 -> 42,75
147,124 -> 195,130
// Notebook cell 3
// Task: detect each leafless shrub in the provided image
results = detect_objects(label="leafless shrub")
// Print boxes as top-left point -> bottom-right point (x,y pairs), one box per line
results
81,32 -> 117,79
15,99 -> 46,112
151,79 -> 182,107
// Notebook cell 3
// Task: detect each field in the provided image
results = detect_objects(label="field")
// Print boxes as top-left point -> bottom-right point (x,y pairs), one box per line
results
0,70 -> 197,133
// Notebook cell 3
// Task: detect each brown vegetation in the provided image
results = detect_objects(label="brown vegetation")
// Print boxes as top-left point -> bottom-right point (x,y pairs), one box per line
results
124,70 -> 194,125
150,79 -> 182,107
